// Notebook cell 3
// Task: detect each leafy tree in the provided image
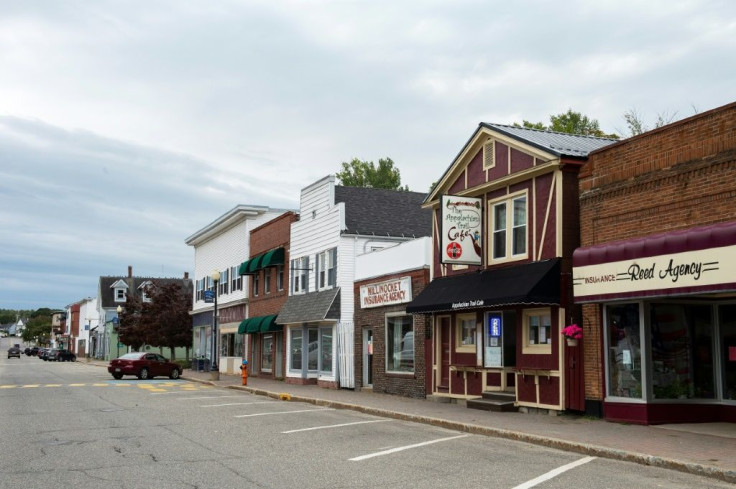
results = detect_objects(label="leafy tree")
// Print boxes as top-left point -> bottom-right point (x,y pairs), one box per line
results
147,282 -> 192,360
118,293 -> 147,350
514,109 -> 619,139
336,157 -> 409,190
620,108 -> 680,136
22,314 -> 51,344
0,311 -> 15,324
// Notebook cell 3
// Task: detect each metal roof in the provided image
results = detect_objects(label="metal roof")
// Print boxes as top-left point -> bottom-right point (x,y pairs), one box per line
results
481,123 -> 618,158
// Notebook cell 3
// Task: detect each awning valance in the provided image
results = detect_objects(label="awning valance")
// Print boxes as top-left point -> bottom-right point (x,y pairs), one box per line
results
573,221 -> 736,303
238,315 -> 280,334
239,247 -> 286,275
406,259 -> 560,314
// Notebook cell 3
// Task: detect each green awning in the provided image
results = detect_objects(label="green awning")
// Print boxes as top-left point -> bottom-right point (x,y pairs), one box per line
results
238,260 -> 251,276
258,315 -> 280,333
246,317 -> 262,333
260,248 -> 285,268
245,254 -> 265,274
237,319 -> 249,334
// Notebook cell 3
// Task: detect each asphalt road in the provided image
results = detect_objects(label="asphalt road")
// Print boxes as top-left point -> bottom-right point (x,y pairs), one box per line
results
1,339 -> 731,489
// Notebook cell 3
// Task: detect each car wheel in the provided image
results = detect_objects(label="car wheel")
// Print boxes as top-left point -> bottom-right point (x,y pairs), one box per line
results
138,368 -> 149,380
169,368 -> 180,380
112,373 -> 123,380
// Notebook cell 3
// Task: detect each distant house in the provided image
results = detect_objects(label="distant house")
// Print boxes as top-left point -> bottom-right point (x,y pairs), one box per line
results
95,266 -> 192,360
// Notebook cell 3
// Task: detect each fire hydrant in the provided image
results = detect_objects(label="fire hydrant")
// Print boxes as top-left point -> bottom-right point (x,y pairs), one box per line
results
240,360 -> 248,386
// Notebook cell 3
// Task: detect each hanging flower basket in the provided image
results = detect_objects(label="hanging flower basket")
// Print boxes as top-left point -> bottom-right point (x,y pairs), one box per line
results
561,324 -> 582,347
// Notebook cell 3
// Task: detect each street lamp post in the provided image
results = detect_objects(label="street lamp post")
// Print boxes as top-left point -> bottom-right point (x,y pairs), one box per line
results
211,270 -> 221,381
116,305 -> 123,359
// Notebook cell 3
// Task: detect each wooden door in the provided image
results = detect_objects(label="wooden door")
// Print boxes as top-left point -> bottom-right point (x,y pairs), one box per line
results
564,340 -> 585,411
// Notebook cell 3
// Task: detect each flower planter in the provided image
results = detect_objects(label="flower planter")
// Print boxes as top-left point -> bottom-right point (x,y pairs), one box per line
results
566,338 -> 578,347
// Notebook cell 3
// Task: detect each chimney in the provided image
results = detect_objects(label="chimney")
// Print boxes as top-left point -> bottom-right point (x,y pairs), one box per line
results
128,265 -> 133,278
184,271 -> 189,279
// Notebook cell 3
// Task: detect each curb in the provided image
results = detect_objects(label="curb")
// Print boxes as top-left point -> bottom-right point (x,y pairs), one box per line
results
182,375 -> 736,484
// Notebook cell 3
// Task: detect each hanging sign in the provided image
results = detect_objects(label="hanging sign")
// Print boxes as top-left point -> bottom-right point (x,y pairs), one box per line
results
441,195 -> 482,265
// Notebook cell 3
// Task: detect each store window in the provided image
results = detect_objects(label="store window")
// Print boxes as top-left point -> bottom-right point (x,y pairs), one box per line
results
522,308 -> 551,354
720,304 -> 736,401
606,303 -> 642,399
455,313 -> 477,352
290,328 -> 303,371
650,303 -> 714,399
277,264 -> 284,291
262,334 -> 273,372
320,327 -> 333,374
386,314 -> 414,373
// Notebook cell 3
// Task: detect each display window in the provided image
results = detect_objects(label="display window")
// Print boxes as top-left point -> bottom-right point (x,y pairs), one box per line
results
522,308 -> 551,354
262,334 -> 273,372
606,303 -> 643,399
455,313 -> 476,353
386,314 -> 414,373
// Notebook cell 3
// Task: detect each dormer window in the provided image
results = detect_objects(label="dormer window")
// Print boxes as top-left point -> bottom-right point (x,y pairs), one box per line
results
139,281 -> 154,303
111,279 -> 129,303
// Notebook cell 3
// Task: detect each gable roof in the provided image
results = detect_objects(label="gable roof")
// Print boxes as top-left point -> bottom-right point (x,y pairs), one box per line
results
426,123 -> 618,205
334,186 -> 432,238
98,276 -> 192,309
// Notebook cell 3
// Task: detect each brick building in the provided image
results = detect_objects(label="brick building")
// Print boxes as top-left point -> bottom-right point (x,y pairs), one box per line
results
353,238 -> 432,398
238,211 -> 298,379
573,101 -> 736,424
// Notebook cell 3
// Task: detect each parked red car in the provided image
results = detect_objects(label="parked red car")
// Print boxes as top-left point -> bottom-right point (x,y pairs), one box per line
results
108,352 -> 182,380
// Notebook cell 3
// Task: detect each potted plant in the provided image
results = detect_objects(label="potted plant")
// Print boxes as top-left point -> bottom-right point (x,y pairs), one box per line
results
561,323 -> 583,346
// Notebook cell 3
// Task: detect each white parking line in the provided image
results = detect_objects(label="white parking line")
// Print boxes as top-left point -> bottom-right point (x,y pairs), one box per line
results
282,419 -> 391,434
167,395 -> 248,400
235,408 -> 334,418
511,456 -> 596,489
201,402 -> 272,408
349,434 -> 470,461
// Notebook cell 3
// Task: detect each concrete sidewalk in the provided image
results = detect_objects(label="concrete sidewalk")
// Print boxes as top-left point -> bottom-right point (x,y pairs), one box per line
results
178,369 -> 736,484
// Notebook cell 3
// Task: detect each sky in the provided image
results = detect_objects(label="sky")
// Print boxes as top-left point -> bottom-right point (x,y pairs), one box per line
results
1,0 -> 735,311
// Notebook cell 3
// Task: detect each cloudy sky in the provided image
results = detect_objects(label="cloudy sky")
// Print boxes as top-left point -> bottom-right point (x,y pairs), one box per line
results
1,0 -> 734,311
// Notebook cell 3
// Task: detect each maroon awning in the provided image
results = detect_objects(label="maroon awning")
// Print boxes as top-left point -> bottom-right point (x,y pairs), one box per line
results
572,221 -> 736,303
573,221 -> 736,267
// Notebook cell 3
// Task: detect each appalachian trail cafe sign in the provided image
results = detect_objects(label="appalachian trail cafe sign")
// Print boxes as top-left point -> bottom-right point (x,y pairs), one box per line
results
360,277 -> 412,309
441,195 -> 482,266
573,246 -> 734,302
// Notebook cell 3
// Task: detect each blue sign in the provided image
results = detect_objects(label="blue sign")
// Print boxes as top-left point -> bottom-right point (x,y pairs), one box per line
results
204,290 -> 215,303
489,314 -> 502,338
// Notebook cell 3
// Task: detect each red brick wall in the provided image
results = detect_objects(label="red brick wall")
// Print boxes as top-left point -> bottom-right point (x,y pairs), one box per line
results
579,102 -> 736,401
353,268 -> 430,398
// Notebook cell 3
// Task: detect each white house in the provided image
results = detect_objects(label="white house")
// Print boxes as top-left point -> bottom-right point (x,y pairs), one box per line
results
185,204 -> 292,375
276,175 -> 431,388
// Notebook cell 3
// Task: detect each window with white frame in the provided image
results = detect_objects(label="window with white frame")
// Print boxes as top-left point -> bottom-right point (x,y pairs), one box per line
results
264,268 -> 271,294
252,272 -> 259,297
139,281 -> 153,302
490,193 -> 528,262
206,276 -> 214,294
218,269 -> 229,295
230,266 -> 242,292
115,287 -> 127,302
196,279 -> 204,302
386,314 -> 414,373
291,256 -> 309,294
317,248 -> 337,290
276,264 -> 284,291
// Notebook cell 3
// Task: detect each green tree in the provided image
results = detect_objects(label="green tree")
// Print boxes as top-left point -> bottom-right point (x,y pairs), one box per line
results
336,157 -> 409,190
147,282 -> 192,360
22,314 -> 51,344
515,109 -> 619,139
620,108 -> 680,136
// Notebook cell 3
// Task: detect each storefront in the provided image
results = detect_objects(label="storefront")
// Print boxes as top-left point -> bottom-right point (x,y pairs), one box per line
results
276,288 -> 340,388
407,259 -> 570,411
573,222 -> 736,424
238,314 -> 284,379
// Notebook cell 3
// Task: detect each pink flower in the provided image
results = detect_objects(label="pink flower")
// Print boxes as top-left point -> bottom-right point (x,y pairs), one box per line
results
561,324 -> 583,339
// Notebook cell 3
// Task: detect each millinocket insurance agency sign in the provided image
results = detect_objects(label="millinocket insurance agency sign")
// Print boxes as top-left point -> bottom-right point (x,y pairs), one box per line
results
441,195 -> 482,266
360,277 -> 412,309
573,245 -> 736,303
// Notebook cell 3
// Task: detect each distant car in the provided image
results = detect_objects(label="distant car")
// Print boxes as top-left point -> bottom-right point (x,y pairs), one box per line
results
108,352 -> 182,380
7,346 -> 21,359
46,348 -> 59,361
27,346 -> 39,356
39,348 -> 51,360
52,349 -> 76,362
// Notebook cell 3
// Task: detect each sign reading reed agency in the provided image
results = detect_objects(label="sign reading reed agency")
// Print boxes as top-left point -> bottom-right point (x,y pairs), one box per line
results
441,195 -> 482,265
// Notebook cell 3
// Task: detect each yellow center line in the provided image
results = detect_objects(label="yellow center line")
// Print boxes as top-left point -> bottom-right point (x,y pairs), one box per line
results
93,383 -> 108,387
21,385 -> 40,388
45,384 -> 62,387
0,385 -> 17,389
69,384 -> 86,387
114,383 -> 132,387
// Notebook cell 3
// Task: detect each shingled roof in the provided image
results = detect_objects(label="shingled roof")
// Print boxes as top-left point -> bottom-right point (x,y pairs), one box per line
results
98,276 -> 192,309
334,186 -> 432,238
480,123 -> 617,158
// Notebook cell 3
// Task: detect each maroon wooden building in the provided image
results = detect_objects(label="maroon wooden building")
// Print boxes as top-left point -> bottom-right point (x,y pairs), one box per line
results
407,123 -> 615,412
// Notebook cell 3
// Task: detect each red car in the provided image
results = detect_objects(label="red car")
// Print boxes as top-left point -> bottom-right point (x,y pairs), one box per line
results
108,352 -> 182,380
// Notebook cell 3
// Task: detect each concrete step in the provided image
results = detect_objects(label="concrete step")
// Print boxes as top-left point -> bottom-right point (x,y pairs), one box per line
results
467,391 -> 518,412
